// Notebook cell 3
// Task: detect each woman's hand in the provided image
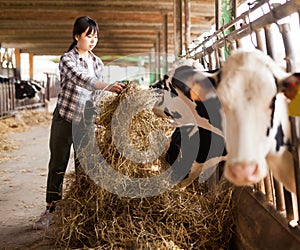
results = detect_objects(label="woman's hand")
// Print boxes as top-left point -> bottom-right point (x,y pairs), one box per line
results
95,81 -> 125,93
106,82 -> 126,93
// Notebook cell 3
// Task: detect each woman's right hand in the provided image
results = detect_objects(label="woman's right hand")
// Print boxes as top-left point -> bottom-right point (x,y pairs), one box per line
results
95,81 -> 125,93
106,82 -> 126,94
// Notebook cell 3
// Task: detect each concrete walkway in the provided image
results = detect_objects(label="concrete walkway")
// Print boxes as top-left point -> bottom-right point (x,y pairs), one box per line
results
0,99 -> 74,249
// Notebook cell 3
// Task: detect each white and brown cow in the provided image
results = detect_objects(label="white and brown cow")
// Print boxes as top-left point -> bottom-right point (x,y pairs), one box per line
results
152,49 -> 299,193
211,49 -> 299,193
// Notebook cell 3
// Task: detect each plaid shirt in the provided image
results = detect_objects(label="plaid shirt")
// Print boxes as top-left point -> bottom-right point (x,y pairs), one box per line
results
57,47 -> 104,124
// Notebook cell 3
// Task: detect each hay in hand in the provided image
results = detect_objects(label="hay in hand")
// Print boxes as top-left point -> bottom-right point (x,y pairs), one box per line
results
94,82 -> 173,179
54,82 -> 235,249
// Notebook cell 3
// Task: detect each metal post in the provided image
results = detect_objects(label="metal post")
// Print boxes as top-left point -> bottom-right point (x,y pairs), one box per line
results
214,50 -> 220,69
257,180 -> 265,194
255,28 -> 267,53
289,116 -> 300,222
280,23 -> 296,72
284,187 -> 295,221
280,22 -> 299,221
264,25 -> 276,60
273,179 -> 286,212
208,53 -> 214,70
264,172 -> 274,203
218,47 -> 225,66
200,57 -> 206,69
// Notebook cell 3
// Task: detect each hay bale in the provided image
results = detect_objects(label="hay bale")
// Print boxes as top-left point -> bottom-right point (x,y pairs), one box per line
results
55,174 -> 233,249
54,82 -> 234,249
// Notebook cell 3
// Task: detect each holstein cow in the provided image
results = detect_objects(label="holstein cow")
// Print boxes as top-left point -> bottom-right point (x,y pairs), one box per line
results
211,49 -> 299,193
151,49 -> 299,193
15,80 -> 44,100
150,64 -> 227,186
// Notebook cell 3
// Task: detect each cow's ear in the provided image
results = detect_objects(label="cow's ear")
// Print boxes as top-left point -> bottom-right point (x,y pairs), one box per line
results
205,69 -> 222,89
278,73 -> 300,100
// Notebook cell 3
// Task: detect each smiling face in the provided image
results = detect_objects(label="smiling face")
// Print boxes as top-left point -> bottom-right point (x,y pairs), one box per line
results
76,27 -> 98,54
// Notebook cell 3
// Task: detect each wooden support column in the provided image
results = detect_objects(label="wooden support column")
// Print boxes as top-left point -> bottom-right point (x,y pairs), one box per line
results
29,53 -> 34,80
156,31 -> 161,80
162,13 -> 168,74
173,0 -> 182,58
14,48 -> 21,80
149,47 -> 156,84
184,0 -> 191,53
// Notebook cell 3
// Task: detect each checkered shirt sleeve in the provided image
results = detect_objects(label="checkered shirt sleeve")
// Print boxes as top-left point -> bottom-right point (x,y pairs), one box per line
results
57,48 -> 104,124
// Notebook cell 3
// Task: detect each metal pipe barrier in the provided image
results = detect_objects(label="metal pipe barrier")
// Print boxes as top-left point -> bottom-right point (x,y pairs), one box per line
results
186,0 -> 300,224
0,76 -> 15,118
0,77 -> 49,119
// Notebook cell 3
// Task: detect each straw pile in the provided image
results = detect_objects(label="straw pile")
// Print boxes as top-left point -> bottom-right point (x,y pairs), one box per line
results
54,83 -> 234,249
0,110 -> 51,163
0,110 -> 51,134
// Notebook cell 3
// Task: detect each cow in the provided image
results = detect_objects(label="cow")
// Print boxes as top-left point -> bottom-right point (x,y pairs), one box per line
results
151,49 -> 299,193
15,80 -> 44,100
211,49 -> 299,193
150,64 -> 227,187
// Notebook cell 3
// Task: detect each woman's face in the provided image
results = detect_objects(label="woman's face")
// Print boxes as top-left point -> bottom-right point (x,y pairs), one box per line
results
76,27 -> 98,52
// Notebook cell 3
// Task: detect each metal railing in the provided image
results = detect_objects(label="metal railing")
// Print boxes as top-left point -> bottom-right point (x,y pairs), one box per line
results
0,76 -> 48,118
186,0 -> 300,224
0,76 -> 15,118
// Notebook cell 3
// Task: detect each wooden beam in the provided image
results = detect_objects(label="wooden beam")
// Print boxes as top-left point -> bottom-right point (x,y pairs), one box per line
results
0,0 -> 215,57
0,0 -> 174,12
29,53 -> 34,79
14,48 -> 21,80
162,13 -> 168,74
184,0 -> 191,52
173,0 -> 183,57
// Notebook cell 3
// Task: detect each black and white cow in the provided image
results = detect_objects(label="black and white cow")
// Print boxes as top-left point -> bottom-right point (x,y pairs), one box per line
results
15,80 -> 44,100
152,49 -> 299,193
151,64 -> 227,186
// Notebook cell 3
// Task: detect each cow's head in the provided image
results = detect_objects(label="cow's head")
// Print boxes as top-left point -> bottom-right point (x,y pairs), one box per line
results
209,49 -> 299,187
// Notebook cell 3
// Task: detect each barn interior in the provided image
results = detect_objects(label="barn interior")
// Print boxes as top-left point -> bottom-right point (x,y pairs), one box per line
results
1,0 -> 300,249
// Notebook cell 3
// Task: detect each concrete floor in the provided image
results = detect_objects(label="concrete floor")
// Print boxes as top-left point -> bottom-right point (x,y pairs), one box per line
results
0,99 -> 74,249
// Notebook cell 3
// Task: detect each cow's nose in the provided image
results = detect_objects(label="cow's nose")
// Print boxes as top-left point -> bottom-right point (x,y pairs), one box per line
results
226,162 -> 259,185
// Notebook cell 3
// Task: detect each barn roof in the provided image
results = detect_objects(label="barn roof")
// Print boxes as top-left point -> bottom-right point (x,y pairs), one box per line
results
0,0 -> 216,62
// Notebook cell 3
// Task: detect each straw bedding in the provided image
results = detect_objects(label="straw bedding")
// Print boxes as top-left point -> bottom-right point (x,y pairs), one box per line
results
0,110 -> 51,163
54,83 -> 234,249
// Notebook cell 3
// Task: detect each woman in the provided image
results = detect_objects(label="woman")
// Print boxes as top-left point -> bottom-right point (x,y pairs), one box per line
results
33,16 -> 124,230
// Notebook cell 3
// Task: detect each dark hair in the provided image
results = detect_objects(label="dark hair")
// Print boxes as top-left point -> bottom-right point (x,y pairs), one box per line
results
67,16 -> 99,52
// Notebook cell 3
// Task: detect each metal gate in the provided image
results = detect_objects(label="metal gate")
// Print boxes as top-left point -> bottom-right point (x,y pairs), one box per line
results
186,0 -> 300,227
